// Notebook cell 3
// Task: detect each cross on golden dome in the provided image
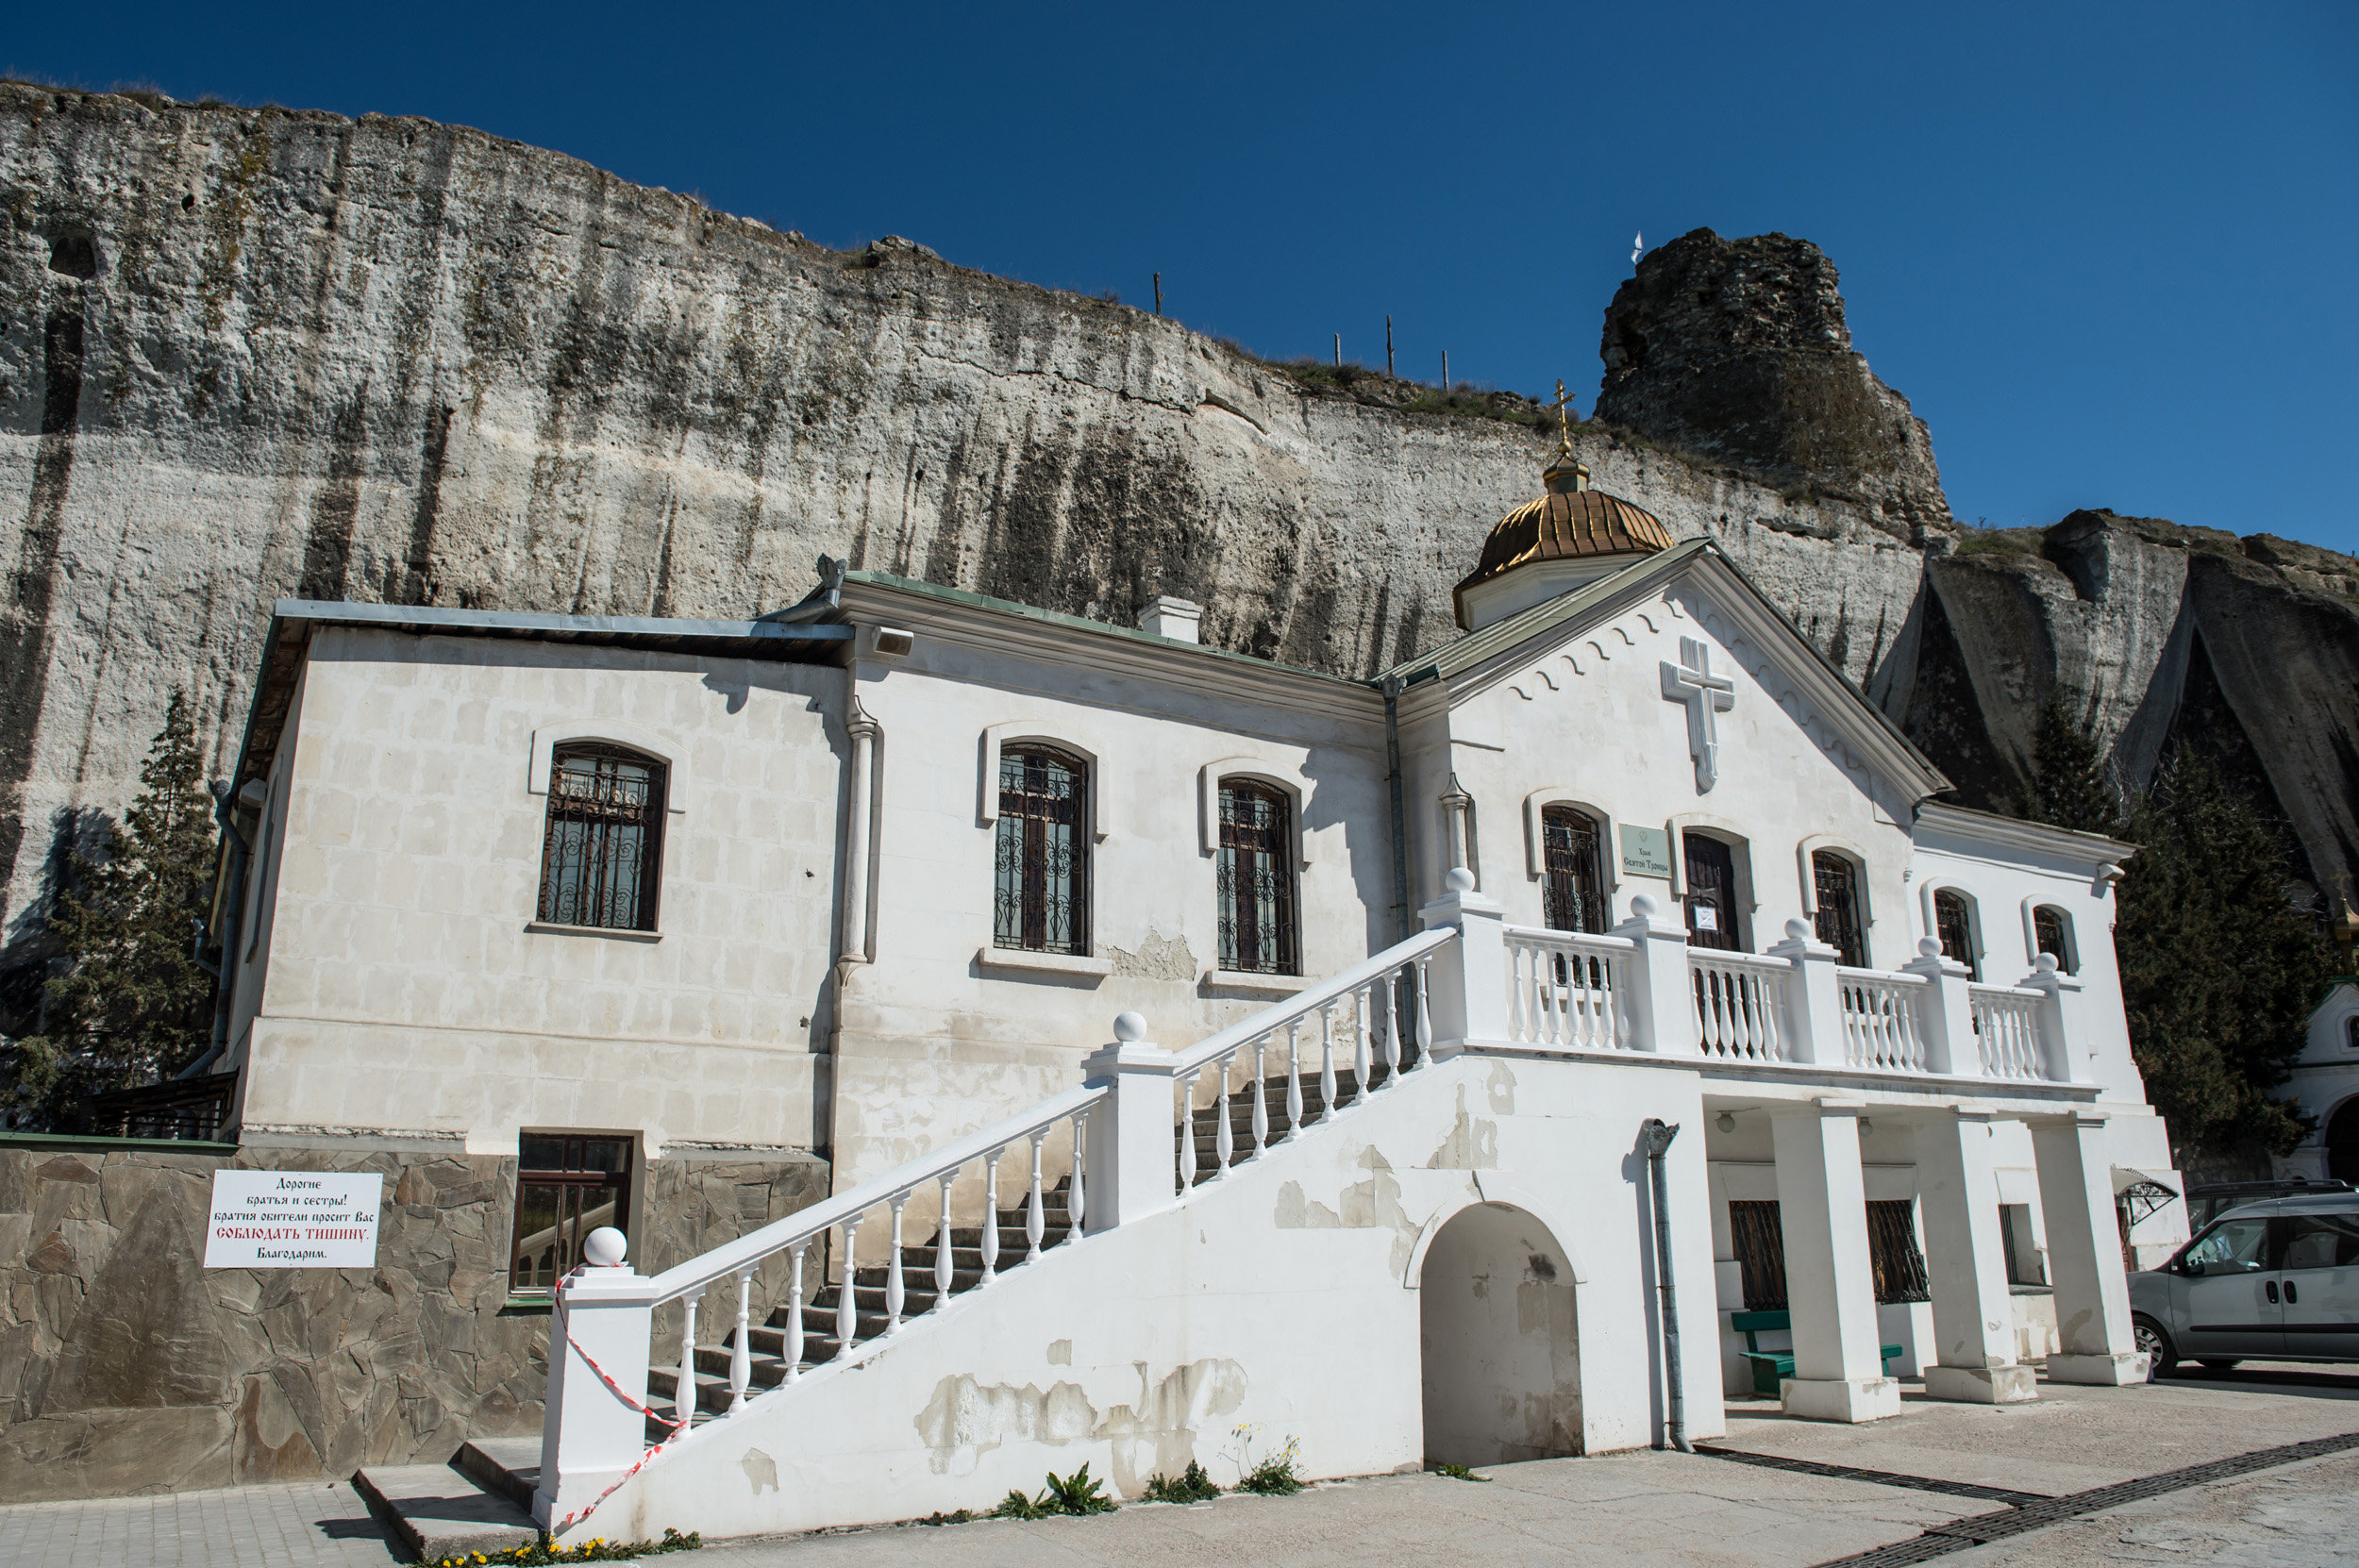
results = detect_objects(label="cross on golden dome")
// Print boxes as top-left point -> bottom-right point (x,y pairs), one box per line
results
1548,380 -> 1577,457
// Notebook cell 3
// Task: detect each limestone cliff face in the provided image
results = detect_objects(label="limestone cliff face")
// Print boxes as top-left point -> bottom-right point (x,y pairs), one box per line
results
0,85 -> 2353,1017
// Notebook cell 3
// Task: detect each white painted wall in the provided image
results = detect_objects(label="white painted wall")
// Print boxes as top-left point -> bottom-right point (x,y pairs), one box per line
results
2282,981 -> 2359,1181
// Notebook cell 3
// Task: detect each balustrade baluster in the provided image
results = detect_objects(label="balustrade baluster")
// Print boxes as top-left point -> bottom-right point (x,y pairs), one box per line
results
1380,974 -> 1400,1080
933,1172 -> 956,1309
1317,1002 -> 1337,1119
728,1268 -> 753,1411
1284,1023 -> 1303,1134
1213,1056 -> 1235,1176
885,1196 -> 908,1334
1508,942 -> 1530,1043
834,1216 -> 861,1360
1177,1071 -> 1199,1191
1414,955 -> 1433,1068
1352,987 -> 1372,1105
1250,1039 -> 1269,1153
980,1152 -> 1002,1283
678,1288 -> 700,1428
1026,1130 -> 1047,1259
1065,1116 -> 1085,1237
784,1241 -> 807,1379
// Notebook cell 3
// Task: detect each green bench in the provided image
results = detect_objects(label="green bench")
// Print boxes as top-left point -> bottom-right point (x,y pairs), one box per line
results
1730,1309 -> 1905,1396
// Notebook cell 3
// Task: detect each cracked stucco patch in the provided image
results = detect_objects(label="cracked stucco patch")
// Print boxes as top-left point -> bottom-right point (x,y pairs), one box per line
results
1428,1085 -> 1499,1170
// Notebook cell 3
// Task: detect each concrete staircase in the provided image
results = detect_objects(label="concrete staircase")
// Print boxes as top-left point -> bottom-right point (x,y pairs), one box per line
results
355,1437 -> 542,1562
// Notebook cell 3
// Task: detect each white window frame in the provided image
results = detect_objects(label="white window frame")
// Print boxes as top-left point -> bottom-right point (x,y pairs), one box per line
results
976,726 -> 1109,977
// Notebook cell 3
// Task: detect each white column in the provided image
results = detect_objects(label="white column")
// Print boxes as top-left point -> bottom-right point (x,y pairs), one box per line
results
2033,1111 -> 2148,1384
1766,918 -> 1843,1067
1419,867 -> 1508,1053
1610,894 -> 1698,1056
1769,1102 -> 1900,1422
533,1228 -> 659,1530
1900,938 -> 1979,1077
2019,956 -> 2089,1084
1916,1109 -> 2035,1402
1080,1013 -> 1180,1231
839,696 -> 879,965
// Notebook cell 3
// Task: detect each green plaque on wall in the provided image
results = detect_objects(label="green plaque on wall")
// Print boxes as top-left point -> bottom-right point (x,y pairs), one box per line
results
1619,825 -> 1672,879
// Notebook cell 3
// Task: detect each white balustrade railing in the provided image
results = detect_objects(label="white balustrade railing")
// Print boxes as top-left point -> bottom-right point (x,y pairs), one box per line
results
1689,949 -> 1794,1063
1504,926 -> 1637,1050
1970,984 -> 2047,1080
1165,926 -> 1454,1192
1836,968 -> 1930,1072
642,1086 -> 1101,1425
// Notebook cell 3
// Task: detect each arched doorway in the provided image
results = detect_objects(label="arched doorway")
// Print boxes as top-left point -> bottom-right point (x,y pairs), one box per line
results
1418,1202 -> 1581,1467
2328,1097 -> 2359,1184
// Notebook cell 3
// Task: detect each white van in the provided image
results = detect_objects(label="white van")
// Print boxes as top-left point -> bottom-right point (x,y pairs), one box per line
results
2129,1193 -> 2359,1374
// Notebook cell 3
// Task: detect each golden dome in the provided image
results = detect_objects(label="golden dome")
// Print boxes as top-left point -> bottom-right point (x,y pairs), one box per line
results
1451,457 -> 1674,626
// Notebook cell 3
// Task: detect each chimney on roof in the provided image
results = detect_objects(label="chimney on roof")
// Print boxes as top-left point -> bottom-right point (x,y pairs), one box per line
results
1139,595 -> 1203,644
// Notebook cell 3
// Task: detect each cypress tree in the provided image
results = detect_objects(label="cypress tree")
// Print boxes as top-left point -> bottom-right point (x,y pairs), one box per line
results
2019,697 -> 2123,837
4,691 -> 220,1127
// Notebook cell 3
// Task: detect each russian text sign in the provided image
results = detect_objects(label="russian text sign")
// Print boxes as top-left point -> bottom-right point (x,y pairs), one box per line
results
1619,825 -> 1673,879
205,1171 -> 383,1268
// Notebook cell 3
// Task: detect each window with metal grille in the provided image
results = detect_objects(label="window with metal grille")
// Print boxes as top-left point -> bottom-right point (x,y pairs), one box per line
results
538,744 -> 666,931
1865,1199 -> 1931,1303
2033,906 -> 2075,974
1729,1200 -> 1788,1310
510,1134 -> 632,1294
994,746 -> 1090,955
1933,889 -> 1979,978
1216,780 -> 1297,975
1541,807 -> 1608,935
1812,850 -> 1865,966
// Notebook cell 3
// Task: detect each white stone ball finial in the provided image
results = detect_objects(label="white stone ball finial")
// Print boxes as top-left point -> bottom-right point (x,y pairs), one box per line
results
2034,952 -> 2059,975
1113,1011 -> 1147,1043
1785,918 -> 1812,942
1919,937 -> 1943,959
1445,866 -> 1476,894
582,1226 -> 628,1268
1631,892 -> 1657,920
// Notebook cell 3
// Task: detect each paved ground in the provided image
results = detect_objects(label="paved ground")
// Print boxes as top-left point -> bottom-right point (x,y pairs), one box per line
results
3,1364 -> 2353,1568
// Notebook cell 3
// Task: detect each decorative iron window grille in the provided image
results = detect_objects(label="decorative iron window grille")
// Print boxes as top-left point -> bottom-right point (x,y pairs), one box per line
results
1933,890 -> 1978,978
994,747 -> 1090,955
1217,780 -> 1298,975
1865,1199 -> 1931,1303
1541,807 -> 1608,935
2033,906 -> 2074,974
537,744 -> 666,931
1812,851 -> 1865,967
510,1134 -> 632,1294
1730,1199 -> 1788,1310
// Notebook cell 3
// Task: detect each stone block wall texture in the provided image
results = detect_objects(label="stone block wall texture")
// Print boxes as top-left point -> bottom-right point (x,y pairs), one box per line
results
0,1138 -> 828,1502
2,83 -> 2356,1020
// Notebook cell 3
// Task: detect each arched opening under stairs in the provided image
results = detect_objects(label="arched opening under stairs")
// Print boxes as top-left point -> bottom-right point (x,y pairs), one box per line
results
1418,1202 -> 1582,1467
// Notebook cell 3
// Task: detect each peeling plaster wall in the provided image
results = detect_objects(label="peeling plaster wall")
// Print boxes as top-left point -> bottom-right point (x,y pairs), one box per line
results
576,1054 -> 1722,1541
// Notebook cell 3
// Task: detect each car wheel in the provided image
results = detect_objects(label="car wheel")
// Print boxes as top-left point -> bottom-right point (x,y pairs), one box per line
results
2198,1359 -> 2241,1371
2133,1314 -> 2178,1376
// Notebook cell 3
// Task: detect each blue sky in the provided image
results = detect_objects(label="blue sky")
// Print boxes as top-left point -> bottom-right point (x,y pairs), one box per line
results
13,2 -> 2358,552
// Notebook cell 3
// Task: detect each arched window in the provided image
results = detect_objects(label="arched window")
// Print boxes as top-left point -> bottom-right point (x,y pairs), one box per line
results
2033,906 -> 2077,975
2347,1016 -> 2359,1053
1216,779 -> 1297,975
994,746 -> 1090,955
1681,831 -> 1742,952
1932,889 -> 1979,979
538,743 -> 667,931
1811,850 -> 1865,967
2328,1098 -> 2359,1184
1540,806 -> 1608,935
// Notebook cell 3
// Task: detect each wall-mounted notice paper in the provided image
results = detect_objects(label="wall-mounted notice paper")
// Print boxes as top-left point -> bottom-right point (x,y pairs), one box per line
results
204,1171 -> 384,1268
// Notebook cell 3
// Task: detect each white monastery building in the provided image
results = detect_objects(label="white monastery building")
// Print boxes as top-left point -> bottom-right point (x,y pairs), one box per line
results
213,442 -> 2190,1539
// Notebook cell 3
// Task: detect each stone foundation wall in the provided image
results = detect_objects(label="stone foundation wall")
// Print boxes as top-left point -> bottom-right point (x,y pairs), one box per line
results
0,1137 -> 827,1502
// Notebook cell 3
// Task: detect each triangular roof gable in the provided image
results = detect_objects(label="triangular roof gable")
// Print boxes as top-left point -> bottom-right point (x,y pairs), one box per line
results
1391,540 -> 1952,803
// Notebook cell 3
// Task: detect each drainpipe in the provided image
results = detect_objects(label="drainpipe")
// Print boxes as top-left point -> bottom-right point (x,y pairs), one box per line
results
176,781 -> 252,1081
1640,1117 -> 1691,1453
1380,675 -> 1411,945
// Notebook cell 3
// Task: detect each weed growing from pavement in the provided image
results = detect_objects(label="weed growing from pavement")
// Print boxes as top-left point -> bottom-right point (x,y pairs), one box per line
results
994,1463 -> 1118,1518
419,1527 -> 699,1566
1433,1463 -> 1490,1482
1144,1460 -> 1223,1503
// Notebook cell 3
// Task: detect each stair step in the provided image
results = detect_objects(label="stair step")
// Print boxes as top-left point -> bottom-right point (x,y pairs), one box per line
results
354,1460 -> 540,1563
454,1437 -> 540,1513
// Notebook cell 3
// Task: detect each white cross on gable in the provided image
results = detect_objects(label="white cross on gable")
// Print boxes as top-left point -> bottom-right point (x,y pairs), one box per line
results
1660,637 -> 1735,792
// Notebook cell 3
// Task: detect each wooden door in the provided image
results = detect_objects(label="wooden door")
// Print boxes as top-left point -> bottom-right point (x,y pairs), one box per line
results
1682,832 -> 1740,950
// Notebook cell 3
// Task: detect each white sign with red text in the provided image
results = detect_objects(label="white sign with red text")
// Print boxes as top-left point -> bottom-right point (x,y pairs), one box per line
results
204,1171 -> 383,1268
